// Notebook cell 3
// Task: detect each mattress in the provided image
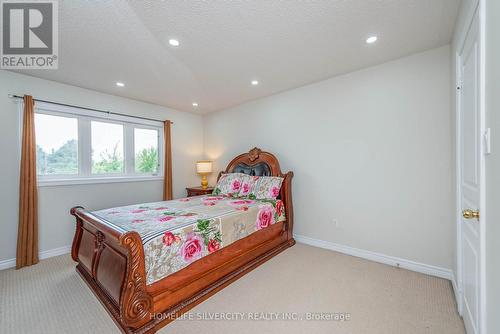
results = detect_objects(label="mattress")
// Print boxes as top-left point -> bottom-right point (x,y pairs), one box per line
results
92,195 -> 285,285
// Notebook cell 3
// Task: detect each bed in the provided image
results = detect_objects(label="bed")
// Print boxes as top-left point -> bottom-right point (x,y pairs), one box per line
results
70,147 -> 295,334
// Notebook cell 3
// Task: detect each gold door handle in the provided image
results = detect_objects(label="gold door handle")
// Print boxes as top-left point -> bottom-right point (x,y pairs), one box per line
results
462,209 -> 480,220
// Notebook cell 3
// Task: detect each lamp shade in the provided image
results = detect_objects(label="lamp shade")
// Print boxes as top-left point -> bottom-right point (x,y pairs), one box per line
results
196,160 -> 213,174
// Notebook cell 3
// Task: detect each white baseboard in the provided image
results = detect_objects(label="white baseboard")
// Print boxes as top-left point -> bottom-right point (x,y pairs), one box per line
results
294,234 -> 454,280
0,245 -> 71,271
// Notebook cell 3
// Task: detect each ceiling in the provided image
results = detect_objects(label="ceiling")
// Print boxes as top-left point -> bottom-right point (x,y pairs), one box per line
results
14,0 -> 460,114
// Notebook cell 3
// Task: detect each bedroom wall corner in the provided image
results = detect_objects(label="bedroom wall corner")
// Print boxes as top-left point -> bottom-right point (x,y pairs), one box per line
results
203,45 -> 454,272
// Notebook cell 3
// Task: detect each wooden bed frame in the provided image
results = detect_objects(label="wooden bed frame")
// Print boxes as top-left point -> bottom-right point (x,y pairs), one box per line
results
70,147 -> 295,334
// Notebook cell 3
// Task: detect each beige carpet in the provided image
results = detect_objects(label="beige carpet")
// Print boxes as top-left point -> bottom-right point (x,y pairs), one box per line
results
0,243 -> 465,334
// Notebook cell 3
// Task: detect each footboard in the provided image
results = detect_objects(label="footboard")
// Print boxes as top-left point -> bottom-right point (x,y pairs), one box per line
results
70,206 -> 294,334
70,207 -> 153,329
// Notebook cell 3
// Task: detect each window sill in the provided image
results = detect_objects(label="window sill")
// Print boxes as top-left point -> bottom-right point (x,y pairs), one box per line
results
38,175 -> 164,187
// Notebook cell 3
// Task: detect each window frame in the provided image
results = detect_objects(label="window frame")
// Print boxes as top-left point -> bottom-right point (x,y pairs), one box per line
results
90,118 -> 126,176
132,126 -> 162,176
34,111 -> 80,177
33,101 -> 164,187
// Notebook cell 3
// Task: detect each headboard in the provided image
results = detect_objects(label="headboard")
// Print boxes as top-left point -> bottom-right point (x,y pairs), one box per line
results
221,147 -> 283,177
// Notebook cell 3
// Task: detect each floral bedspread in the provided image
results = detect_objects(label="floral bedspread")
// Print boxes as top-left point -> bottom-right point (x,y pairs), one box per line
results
92,195 -> 285,285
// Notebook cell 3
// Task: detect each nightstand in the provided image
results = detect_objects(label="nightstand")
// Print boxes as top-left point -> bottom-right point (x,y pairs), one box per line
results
186,186 -> 214,197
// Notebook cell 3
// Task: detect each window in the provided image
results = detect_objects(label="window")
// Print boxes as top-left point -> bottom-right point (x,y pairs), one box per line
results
32,101 -> 163,185
35,113 -> 78,175
91,121 -> 124,174
134,128 -> 159,174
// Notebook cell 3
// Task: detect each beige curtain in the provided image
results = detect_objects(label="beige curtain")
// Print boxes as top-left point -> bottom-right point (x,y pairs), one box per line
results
163,120 -> 173,200
17,95 -> 39,269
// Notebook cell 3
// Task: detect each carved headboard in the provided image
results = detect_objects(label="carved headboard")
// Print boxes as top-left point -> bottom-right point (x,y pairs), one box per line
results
221,147 -> 283,178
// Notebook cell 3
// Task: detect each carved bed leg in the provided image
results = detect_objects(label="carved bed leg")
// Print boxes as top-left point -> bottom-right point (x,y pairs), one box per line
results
70,206 -> 85,262
119,232 -> 154,329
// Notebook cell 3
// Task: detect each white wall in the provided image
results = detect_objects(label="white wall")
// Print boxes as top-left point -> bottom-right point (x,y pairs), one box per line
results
0,71 -> 204,264
485,0 -> 500,332
204,46 -> 454,270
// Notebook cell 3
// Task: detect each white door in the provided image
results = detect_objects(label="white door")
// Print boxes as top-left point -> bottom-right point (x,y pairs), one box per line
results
458,10 -> 482,334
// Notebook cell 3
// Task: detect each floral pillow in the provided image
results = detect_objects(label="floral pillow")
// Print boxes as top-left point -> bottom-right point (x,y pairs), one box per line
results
212,173 -> 246,196
242,175 -> 283,199
237,174 -> 254,197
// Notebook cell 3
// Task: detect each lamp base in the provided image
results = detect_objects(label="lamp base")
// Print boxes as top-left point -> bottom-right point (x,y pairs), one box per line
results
201,175 -> 208,189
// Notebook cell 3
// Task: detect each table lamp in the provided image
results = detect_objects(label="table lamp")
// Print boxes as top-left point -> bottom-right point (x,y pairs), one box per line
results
196,160 -> 213,189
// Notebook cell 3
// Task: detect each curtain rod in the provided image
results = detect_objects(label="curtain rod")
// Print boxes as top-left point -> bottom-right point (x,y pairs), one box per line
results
8,94 -> 172,124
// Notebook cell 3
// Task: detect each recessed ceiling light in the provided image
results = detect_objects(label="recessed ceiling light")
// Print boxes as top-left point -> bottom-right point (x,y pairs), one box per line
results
251,80 -> 259,86
116,82 -> 125,87
168,39 -> 180,47
366,36 -> 378,44
192,102 -> 198,107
